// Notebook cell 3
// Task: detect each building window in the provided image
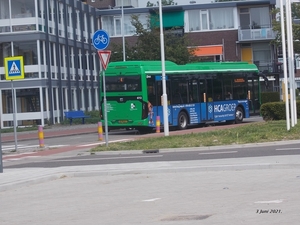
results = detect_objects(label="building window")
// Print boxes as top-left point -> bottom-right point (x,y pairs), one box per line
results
209,8 -> 234,30
188,8 -> 234,31
13,41 -> 38,65
102,13 -> 148,37
11,0 -> 35,18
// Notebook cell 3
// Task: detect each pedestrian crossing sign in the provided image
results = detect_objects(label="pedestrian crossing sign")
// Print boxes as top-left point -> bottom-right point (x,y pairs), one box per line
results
4,56 -> 24,80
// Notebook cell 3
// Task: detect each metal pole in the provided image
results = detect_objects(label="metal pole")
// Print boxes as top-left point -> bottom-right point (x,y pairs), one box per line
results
121,0 -> 126,61
286,0 -> 295,127
0,126 -> 3,173
287,0 -> 297,124
11,81 -> 18,151
280,0 -> 290,131
102,70 -> 109,147
159,0 -> 169,136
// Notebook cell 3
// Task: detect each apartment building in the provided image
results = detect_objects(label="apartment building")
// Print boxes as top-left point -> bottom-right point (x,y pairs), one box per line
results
0,0 -> 288,128
0,0 -> 100,128
97,0 -> 282,91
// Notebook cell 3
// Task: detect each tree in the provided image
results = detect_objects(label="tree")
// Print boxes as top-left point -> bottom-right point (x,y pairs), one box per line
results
146,0 -> 177,7
110,14 -> 196,65
272,2 -> 300,55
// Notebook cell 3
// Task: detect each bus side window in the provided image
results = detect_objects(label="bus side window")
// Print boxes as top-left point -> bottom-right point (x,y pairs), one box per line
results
173,92 -> 183,104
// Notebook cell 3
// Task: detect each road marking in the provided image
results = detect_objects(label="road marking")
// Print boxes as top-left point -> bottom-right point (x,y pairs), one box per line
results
49,145 -> 69,148
77,139 -> 133,147
255,199 -> 283,204
276,148 -> 300,151
143,198 -> 161,202
199,151 -> 237,155
53,155 -> 163,162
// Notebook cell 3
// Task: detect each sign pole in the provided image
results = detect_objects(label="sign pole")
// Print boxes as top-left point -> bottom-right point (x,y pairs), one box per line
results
102,70 -> 109,147
11,81 -> 18,151
92,29 -> 110,147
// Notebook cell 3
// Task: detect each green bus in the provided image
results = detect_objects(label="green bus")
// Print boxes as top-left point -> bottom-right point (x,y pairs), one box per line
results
100,60 -> 262,132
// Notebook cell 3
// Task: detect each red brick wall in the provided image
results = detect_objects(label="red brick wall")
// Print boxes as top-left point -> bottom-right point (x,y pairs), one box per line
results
108,30 -> 241,62
186,30 -> 240,61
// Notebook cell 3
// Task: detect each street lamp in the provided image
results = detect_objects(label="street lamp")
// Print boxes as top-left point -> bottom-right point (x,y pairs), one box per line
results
121,0 -> 125,61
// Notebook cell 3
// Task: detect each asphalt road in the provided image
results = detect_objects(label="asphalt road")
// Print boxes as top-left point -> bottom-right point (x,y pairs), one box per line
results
5,141 -> 300,169
1,116 -> 264,154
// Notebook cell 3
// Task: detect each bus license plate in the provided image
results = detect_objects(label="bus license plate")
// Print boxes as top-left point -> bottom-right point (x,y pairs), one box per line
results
118,120 -> 128,124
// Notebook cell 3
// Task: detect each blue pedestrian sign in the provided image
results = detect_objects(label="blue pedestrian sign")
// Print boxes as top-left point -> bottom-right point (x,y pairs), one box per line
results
92,30 -> 110,50
4,56 -> 24,80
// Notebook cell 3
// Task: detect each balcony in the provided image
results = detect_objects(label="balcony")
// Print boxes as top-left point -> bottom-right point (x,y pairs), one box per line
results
253,60 -> 283,74
238,26 -> 277,42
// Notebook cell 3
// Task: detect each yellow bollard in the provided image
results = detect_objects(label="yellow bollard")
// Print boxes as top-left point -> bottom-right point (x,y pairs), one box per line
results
98,122 -> 103,141
156,116 -> 160,133
38,125 -> 44,148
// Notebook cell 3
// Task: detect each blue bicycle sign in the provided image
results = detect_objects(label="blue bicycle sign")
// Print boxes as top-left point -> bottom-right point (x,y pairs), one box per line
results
92,30 -> 110,50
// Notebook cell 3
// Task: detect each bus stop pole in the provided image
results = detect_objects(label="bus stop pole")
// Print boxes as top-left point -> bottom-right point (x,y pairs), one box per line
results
159,0 -> 169,136
102,70 -> 109,147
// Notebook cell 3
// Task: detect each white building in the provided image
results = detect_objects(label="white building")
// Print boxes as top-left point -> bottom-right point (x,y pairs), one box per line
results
0,0 -> 100,128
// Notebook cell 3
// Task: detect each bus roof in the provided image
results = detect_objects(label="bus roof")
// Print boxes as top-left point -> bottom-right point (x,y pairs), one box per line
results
106,60 -> 259,74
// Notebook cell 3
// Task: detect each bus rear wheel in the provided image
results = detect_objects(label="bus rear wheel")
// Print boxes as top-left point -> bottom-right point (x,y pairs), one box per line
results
235,107 -> 244,124
177,111 -> 188,130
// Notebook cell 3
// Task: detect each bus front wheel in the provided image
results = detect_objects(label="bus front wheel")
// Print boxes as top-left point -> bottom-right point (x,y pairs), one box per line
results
235,107 -> 244,124
178,112 -> 188,130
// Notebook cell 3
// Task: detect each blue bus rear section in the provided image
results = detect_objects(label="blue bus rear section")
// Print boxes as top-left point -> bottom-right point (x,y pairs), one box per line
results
147,100 -> 249,128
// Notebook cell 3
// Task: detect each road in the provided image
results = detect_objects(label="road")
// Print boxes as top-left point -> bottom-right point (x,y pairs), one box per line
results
1,116 -> 263,154
5,140 -> 300,168
1,129 -> 139,153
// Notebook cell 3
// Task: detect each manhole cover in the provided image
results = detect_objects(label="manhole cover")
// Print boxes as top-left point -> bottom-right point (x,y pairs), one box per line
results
161,214 -> 211,221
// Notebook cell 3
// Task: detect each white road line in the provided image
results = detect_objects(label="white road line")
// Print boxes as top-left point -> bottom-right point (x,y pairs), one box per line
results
199,151 -> 237,155
255,199 -> 283,204
143,198 -> 161,202
54,155 -> 163,162
276,148 -> 300,151
77,139 -> 134,147
49,145 -> 68,148
77,143 -> 102,147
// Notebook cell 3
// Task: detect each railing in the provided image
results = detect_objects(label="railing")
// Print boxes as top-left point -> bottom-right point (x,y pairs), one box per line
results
238,26 -> 277,41
253,60 -> 283,74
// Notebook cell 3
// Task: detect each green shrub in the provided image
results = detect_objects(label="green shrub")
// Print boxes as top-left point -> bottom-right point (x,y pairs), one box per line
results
261,92 -> 280,104
261,101 -> 300,121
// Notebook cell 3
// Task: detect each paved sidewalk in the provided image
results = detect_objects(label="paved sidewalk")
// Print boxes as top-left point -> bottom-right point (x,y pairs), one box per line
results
1,124 -> 98,143
1,155 -> 299,224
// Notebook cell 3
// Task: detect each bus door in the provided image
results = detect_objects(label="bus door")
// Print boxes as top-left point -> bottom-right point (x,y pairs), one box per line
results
199,77 -> 214,121
151,76 -> 171,127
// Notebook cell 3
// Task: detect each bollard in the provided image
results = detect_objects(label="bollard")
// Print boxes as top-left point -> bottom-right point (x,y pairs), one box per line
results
156,116 -> 160,133
98,122 -> 103,141
38,125 -> 44,148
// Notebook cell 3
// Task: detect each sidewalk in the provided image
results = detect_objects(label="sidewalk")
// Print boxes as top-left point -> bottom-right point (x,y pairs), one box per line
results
1,123 -> 98,143
1,155 -> 300,224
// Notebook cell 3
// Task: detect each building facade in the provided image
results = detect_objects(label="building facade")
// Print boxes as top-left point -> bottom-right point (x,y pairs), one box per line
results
98,0 -> 282,92
0,0 -> 100,128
